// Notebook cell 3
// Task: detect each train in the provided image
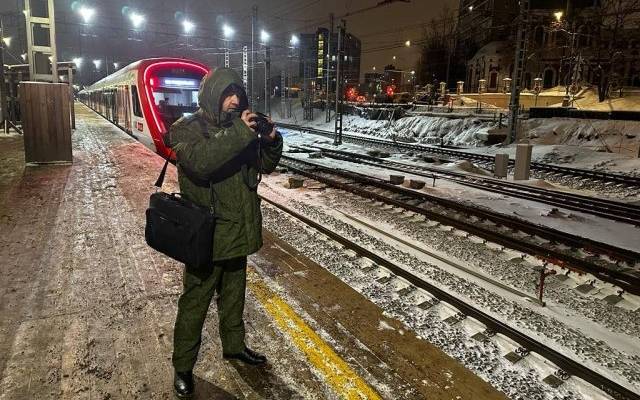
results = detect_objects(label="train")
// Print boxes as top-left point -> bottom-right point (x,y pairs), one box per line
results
79,58 -> 210,158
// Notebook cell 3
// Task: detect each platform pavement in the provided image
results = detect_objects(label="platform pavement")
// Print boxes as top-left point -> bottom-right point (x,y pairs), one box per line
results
0,103 -> 507,399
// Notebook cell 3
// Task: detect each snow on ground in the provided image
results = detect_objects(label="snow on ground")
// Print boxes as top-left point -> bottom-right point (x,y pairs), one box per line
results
280,129 -> 640,252
258,177 -> 640,399
558,87 -> 640,112
272,97 -> 640,174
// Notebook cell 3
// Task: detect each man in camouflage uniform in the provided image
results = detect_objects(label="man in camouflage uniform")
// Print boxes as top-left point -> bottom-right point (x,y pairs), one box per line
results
167,68 -> 283,398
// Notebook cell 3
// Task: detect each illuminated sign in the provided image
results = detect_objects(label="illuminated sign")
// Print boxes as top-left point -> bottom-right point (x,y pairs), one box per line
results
161,78 -> 199,88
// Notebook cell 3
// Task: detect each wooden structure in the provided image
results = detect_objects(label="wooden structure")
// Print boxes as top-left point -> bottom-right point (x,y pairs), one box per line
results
19,82 -> 72,164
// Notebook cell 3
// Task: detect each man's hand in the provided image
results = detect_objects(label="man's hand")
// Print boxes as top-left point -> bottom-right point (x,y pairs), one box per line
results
262,116 -> 278,143
241,110 -> 257,132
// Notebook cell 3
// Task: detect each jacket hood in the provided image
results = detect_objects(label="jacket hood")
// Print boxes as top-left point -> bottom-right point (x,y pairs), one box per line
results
198,68 -> 246,124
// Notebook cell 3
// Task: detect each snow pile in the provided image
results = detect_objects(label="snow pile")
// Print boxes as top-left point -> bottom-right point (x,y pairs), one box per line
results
391,116 -> 496,147
440,160 -> 492,176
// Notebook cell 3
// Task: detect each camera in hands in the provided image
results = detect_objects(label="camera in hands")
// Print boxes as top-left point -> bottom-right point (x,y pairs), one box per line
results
249,112 -> 274,137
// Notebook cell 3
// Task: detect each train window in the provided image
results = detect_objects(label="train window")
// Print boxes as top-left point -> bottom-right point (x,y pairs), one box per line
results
131,85 -> 143,117
150,77 -> 200,128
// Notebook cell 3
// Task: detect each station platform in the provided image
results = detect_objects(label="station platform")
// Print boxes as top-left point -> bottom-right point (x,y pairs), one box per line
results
0,103 -> 507,399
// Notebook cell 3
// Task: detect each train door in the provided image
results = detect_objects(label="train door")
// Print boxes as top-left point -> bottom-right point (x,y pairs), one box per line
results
123,85 -> 132,133
130,85 -> 152,147
112,90 -> 117,122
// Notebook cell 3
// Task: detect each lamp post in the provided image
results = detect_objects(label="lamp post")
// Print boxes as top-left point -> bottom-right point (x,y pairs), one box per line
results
478,78 -> 486,112
223,24 -> 234,68
503,77 -> 512,93
261,29 -> 270,115
533,77 -> 542,107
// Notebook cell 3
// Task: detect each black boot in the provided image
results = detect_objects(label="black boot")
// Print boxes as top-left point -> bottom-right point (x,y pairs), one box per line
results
174,370 -> 194,398
223,347 -> 267,365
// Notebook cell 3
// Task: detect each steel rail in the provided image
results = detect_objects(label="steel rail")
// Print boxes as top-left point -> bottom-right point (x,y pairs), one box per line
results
278,122 -> 640,188
291,144 -> 640,225
261,195 -> 640,400
280,156 -> 640,295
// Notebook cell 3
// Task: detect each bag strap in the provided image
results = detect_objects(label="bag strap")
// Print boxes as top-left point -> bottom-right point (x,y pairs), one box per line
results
154,157 -> 170,188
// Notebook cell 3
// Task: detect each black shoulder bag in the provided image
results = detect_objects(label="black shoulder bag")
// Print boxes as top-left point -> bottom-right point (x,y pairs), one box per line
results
144,158 -> 215,269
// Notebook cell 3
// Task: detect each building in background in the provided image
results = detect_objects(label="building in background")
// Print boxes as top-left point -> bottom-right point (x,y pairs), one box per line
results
456,0 -> 640,95
298,27 -> 361,93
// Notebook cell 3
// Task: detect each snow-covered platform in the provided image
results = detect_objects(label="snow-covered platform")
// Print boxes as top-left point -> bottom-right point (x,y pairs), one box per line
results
0,104 -> 506,399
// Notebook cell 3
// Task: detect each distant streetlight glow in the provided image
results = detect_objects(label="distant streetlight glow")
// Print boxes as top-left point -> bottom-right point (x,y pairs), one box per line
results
411,70 -> 415,75
554,10 -> 563,22
73,57 -> 83,68
78,6 -> 95,24
2,36 -> 11,46
21,53 -> 27,61
372,66 -> 376,71
392,55 -> 396,60
129,12 -> 145,29
290,34 -> 299,46
93,59 -> 101,69
260,29 -> 270,43
405,40 -> 411,47
113,62 -> 119,69
182,19 -> 195,34
222,24 -> 234,38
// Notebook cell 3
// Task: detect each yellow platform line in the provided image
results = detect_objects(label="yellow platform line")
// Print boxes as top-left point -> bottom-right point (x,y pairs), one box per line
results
249,271 -> 382,400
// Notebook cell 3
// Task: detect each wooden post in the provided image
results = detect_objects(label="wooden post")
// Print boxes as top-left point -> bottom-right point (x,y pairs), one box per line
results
20,82 -> 72,164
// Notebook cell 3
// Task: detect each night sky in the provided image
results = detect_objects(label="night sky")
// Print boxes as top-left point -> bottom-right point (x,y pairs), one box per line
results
1,0 -> 453,82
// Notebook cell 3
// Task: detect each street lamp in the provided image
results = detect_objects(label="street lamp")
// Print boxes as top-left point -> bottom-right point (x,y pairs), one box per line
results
392,55 -> 396,61
405,40 -> 411,47
21,53 -> 27,61
290,35 -> 299,47
260,29 -> 270,44
73,57 -> 83,68
93,59 -> 101,69
222,24 -> 234,38
78,6 -> 95,24
113,62 -> 119,69
554,11 -> 563,22
129,12 -> 145,29
182,19 -> 195,34
2,36 -> 11,47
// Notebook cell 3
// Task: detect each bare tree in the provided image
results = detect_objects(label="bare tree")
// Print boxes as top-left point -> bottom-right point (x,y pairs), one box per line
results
415,5 -> 457,88
594,0 -> 640,101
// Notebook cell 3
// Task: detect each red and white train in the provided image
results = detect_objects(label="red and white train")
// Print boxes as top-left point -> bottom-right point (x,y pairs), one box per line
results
79,58 -> 210,158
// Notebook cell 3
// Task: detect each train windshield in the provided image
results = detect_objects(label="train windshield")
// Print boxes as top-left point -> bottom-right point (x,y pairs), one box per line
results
151,75 -> 201,128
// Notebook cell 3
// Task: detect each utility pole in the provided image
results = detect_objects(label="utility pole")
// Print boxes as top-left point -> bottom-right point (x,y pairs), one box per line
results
507,0 -> 529,144
325,13 -> 333,123
224,40 -> 229,68
334,19 -> 345,145
242,46 -> 248,89
0,18 -> 8,132
264,45 -> 270,116
281,69 -> 287,119
251,5 -> 257,109
25,0 -> 58,82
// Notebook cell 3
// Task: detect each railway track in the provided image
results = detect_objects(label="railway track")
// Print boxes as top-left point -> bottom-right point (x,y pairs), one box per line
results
289,144 -> 640,225
277,122 -> 640,190
261,194 -> 640,400
279,155 -> 640,296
